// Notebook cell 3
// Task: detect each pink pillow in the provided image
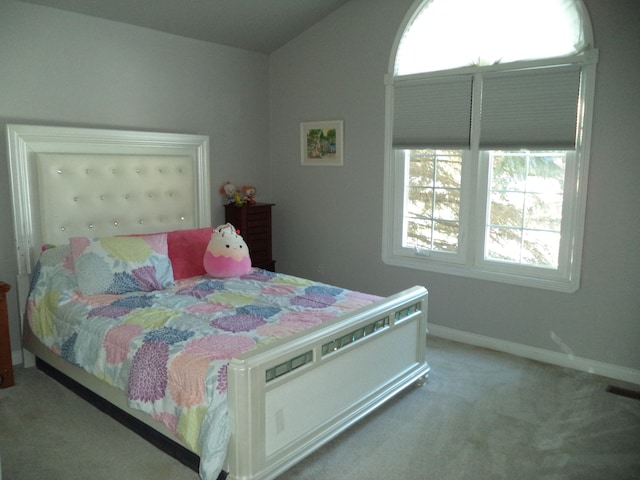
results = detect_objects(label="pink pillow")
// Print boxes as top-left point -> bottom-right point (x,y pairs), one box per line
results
167,227 -> 214,280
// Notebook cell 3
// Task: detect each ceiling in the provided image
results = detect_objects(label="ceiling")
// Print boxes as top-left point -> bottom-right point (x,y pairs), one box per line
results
18,0 -> 351,54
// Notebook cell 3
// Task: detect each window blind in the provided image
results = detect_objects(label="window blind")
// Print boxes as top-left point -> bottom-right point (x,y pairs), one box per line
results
393,76 -> 472,149
392,64 -> 582,151
479,65 -> 582,149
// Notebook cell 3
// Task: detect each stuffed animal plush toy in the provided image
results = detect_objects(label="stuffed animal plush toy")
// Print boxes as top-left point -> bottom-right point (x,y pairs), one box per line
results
242,185 -> 257,204
220,181 -> 238,205
203,223 -> 252,277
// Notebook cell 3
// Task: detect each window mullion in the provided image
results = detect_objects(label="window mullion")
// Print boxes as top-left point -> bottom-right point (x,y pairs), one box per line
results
466,74 -> 484,267
396,149 -> 410,254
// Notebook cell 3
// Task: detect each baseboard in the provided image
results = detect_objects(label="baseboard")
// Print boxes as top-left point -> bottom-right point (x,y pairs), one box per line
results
428,324 -> 640,386
11,348 -> 23,366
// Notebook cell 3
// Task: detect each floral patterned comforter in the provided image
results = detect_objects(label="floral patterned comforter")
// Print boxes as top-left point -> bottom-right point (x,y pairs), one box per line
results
26,246 -> 380,480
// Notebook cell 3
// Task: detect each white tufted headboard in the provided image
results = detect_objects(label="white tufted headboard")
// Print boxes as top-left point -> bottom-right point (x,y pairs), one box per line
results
7,124 -> 211,323
37,153 -> 198,245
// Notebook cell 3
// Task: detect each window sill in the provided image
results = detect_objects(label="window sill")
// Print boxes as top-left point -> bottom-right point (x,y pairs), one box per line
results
382,253 -> 579,293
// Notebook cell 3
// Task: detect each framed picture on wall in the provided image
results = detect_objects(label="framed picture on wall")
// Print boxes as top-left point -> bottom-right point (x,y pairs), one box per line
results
300,120 -> 344,166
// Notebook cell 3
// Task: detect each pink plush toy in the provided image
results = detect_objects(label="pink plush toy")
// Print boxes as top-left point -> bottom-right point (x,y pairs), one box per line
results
203,223 -> 252,277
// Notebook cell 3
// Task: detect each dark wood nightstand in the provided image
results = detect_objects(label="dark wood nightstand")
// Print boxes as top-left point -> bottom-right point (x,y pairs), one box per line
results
0,282 -> 14,389
224,203 -> 275,271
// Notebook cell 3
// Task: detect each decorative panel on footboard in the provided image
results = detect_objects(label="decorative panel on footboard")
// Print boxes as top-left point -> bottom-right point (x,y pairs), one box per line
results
225,285 -> 429,480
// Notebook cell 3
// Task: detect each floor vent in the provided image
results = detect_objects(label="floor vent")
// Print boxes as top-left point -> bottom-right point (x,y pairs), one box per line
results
606,385 -> 640,401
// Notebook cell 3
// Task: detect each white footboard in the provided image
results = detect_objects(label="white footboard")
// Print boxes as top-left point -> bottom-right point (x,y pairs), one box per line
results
225,286 -> 429,480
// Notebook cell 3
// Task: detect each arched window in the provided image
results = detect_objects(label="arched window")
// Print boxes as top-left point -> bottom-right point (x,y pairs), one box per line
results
382,0 -> 598,292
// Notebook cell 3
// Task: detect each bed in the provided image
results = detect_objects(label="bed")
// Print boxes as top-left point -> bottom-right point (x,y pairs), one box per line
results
7,124 -> 430,480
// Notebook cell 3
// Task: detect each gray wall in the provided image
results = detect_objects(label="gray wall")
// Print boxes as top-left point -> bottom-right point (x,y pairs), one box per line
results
1,0 -> 638,376
0,0 -> 271,353
269,0 -> 640,371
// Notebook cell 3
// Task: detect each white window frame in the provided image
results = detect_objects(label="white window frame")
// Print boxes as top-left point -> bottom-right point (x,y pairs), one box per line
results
382,4 -> 597,293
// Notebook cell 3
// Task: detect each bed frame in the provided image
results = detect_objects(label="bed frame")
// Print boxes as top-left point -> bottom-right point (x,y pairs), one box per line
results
7,124 -> 429,480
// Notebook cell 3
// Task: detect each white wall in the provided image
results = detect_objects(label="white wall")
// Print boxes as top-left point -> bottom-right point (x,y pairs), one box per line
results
269,0 -> 640,377
0,0 -> 272,356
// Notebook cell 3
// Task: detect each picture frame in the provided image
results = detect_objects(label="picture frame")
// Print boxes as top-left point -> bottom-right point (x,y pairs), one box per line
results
300,120 -> 344,166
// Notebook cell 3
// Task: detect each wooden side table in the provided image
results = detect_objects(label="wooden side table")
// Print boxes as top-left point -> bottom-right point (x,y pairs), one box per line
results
224,203 -> 275,271
0,282 -> 14,388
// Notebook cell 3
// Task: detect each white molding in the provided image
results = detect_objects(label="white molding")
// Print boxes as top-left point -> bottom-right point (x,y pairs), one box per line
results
428,324 -> 640,386
7,124 -> 211,278
11,349 -> 23,366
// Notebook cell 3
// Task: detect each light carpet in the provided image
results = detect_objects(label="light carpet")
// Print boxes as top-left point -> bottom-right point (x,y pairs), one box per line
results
1,337 -> 639,480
